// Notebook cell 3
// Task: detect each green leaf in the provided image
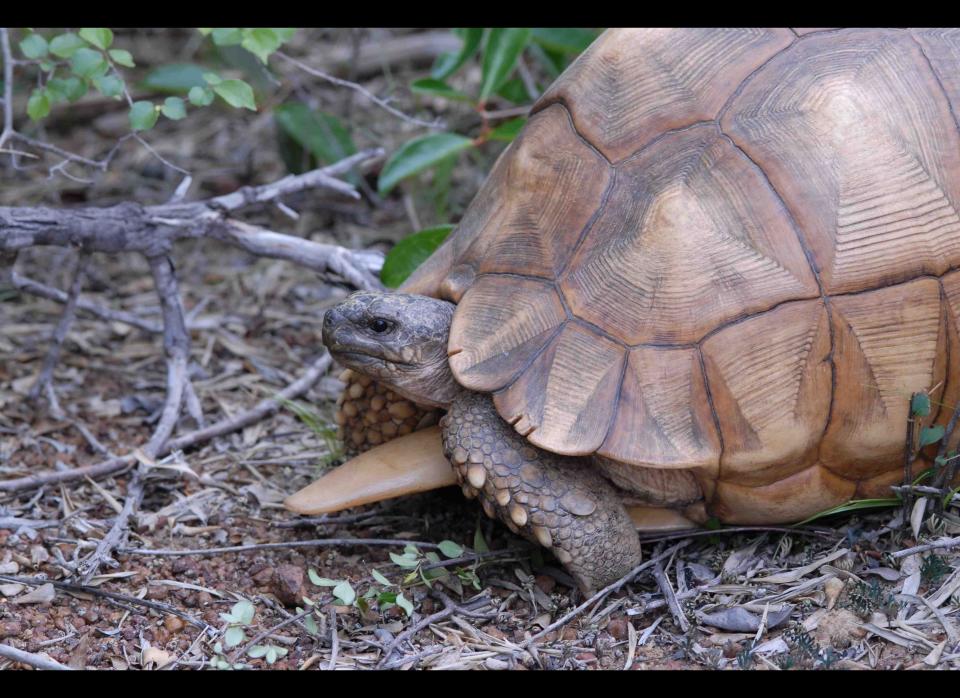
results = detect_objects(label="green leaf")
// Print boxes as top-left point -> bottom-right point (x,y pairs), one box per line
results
224,626 -> 245,647
49,33 -> 86,58
26,89 -> 50,121
211,28 -> 243,46
531,28 -> 598,54
378,591 -> 397,605
371,569 -> 392,587
396,592 -> 414,617
381,225 -> 454,288
129,101 -> 159,131
213,79 -> 257,110
410,78 -> 469,101
437,540 -> 464,559
274,103 -> 356,165
302,612 -> 319,635
911,393 -> 931,417
70,47 -> 108,78
308,569 -> 339,587
496,77 -> 531,105
431,28 -> 484,80
141,63 -> 208,94
487,117 -> 527,142
796,498 -> 901,525
161,96 -> 187,120
109,49 -> 135,67
389,552 -> 420,569
333,580 -> 356,606
378,133 -> 473,196
19,33 -> 48,60
479,28 -> 532,103
79,28 -> 113,50
203,72 -> 222,85
188,86 -> 215,107
241,28 -> 285,63
39,60 -> 55,72
473,525 -> 489,553
92,74 -> 124,99
247,645 -> 269,658
231,600 -> 255,625
920,425 -> 945,448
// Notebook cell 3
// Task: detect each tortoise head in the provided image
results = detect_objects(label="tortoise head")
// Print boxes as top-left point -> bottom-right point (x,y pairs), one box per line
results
322,292 -> 460,409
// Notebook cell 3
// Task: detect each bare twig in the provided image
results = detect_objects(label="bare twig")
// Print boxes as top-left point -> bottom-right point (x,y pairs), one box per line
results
0,28 -> 14,151
327,609 -> 339,671
522,540 -> 691,648
652,560 -> 689,633
0,643 -> 72,671
116,538 -> 443,557
28,251 -> 90,403
276,52 -> 444,130
890,535 -> 960,559
0,350 -> 332,493
230,607 -> 316,665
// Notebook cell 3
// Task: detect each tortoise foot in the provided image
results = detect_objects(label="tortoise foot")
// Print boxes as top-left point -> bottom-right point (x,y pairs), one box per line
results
441,391 -> 642,594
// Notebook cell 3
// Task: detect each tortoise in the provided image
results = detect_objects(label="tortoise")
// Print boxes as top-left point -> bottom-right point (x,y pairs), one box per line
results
286,27 -> 960,593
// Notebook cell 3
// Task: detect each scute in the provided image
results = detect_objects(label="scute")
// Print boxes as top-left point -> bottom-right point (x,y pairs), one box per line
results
536,28 -> 794,162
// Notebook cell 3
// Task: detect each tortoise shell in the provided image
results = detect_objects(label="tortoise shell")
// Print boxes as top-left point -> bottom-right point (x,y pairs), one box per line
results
401,28 -> 960,523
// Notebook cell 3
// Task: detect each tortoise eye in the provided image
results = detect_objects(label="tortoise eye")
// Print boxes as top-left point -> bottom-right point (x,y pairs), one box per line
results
369,318 -> 393,333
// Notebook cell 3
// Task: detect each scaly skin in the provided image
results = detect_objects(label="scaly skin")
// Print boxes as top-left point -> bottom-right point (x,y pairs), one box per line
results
441,390 -> 642,594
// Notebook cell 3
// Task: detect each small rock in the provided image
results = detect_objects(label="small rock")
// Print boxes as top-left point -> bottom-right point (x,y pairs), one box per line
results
30,545 -> 50,566
0,621 -> 23,638
824,577 -> 845,610
561,627 -> 578,641
271,565 -> 304,606
196,591 -> 213,606
813,609 -> 866,649
171,559 -> 192,574
145,586 -> 168,600
13,583 -> 55,604
606,618 -> 629,641
0,584 -> 25,597
252,567 -> 274,586
164,616 -> 185,634
722,640 -> 741,659
0,561 -> 19,575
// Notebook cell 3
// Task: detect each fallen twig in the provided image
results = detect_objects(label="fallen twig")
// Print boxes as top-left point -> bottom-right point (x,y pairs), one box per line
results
890,535 -> 960,559
0,643 -> 72,671
652,559 -> 689,633
116,538 -> 443,557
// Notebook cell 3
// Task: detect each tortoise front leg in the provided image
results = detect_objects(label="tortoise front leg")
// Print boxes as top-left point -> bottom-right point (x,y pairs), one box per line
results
441,391 -> 642,594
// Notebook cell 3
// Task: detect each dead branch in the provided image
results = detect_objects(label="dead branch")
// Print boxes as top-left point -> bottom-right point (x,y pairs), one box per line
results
313,30 -> 462,79
0,642 -> 72,671
115,538 -> 443,557
890,535 -> 960,559
0,28 -> 13,151
652,560 -> 689,633
0,351 -> 332,493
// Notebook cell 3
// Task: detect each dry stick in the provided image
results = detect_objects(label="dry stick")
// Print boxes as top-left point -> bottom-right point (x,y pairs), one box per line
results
522,540 -> 691,649
77,255 -> 192,583
327,609 -> 339,671
28,251 -> 90,404
0,352 -> 332,493
652,560 -> 689,633
116,538 -> 442,557
0,643 -> 72,671
637,525 -> 837,544
0,28 -> 13,150
0,574 -> 209,631
229,607 -> 316,665
377,595 -> 491,668
275,52 -> 443,130
890,535 -> 960,559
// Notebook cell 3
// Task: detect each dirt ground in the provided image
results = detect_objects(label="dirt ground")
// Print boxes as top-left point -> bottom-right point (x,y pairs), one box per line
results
2,29 -> 960,671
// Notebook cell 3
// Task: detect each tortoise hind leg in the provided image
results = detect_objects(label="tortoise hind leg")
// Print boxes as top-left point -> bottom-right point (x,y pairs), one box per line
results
441,391 -> 642,594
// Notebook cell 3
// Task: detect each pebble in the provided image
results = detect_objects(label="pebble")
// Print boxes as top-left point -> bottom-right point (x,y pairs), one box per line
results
606,619 -> 628,641
271,565 -> 304,607
0,621 -> 22,639
164,616 -> 185,634
252,567 -> 274,585
197,591 -> 213,606
145,586 -> 169,600
534,575 -> 556,595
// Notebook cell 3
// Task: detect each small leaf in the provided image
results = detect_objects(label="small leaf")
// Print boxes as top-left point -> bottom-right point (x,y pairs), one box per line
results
213,79 -> 256,110
396,592 -> 414,617
247,645 -> 269,658
389,552 -> 420,569
141,63 -> 207,94
92,74 -> 124,99
531,28 -> 598,55
487,117 -> 527,142
266,647 -> 278,664
473,526 -> 489,553
332,580 -> 356,606
47,76 -> 86,103
109,48 -> 135,67
19,33 -> 48,60
479,28 -> 532,103
274,103 -> 356,166
496,77 -> 530,105
302,613 -> 319,635
377,591 -> 397,605
70,47 -> 108,78
224,626 -> 245,648
431,28 -> 484,80
161,96 -> 187,120
911,393 -> 931,417
308,570 -> 340,587
371,569 -> 392,587
211,28 -> 243,46
128,101 -> 159,131
378,133 -> 473,196
410,78 -> 469,101
232,600 -> 256,625
79,28 -> 113,50
241,28 -> 284,63
26,89 -> 50,121
49,33 -> 86,58
188,86 -> 215,106
381,225 -> 454,288
425,551 -> 441,564
920,425 -> 945,448
203,72 -> 222,85
437,540 -> 464,559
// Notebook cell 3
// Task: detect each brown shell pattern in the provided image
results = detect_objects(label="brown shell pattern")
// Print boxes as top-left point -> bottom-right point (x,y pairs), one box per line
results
421,29 -> 960,523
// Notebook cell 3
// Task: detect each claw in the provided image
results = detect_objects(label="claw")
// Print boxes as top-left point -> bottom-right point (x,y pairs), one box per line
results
284,426 -> 457,514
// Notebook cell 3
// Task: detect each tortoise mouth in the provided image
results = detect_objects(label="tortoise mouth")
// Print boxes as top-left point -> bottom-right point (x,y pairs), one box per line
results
334,350 -> 415,369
